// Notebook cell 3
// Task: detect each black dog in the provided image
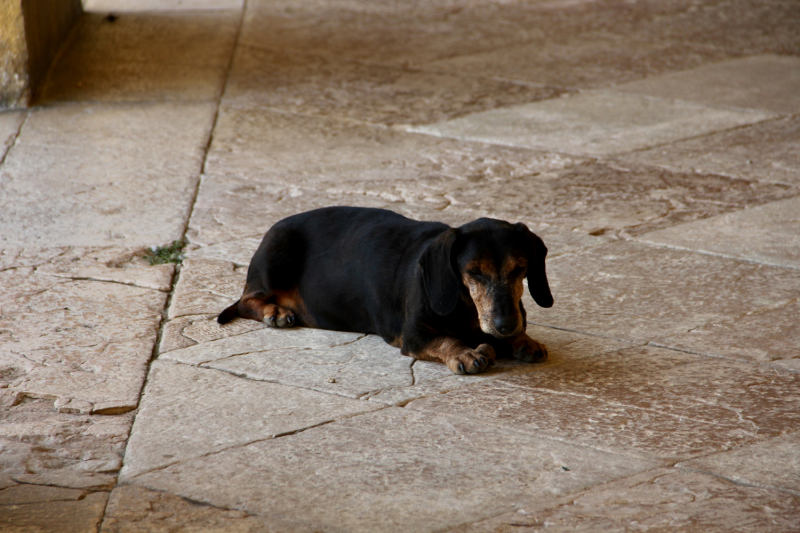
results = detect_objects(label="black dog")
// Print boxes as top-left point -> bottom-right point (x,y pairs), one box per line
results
218,206 -> 553,374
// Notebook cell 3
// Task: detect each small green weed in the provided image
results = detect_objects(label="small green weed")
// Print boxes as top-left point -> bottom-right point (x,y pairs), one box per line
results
145,239 -> 185,265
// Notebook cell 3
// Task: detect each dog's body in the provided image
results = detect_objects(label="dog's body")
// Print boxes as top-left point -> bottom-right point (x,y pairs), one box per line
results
218,206 -> 553,374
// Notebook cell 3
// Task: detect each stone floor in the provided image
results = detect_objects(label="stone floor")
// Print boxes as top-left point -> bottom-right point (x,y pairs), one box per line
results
2,0 -> 800,531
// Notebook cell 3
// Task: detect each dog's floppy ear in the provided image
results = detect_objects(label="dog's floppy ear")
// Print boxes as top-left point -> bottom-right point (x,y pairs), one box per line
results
419,229 -> 461,316
516,223 -> 554,308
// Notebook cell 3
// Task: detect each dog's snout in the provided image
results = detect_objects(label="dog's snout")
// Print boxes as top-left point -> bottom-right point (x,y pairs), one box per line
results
493,315 -> 517,337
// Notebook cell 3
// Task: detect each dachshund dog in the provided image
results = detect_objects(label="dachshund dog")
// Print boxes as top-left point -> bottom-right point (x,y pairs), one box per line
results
218,206 -> 553,374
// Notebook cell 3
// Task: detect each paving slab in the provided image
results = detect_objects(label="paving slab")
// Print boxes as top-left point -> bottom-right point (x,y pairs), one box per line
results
539,240 -> 800,344
132,408 -> 656,533
637,195 -> 800,269
167,258 -> 246,319
226,45 -> 565,126
159,313 -> 264,354
0,110 -> 23,160
101,485 -> 270,533
408,91 -> 772,156
613,55 -> 800,115
120,360 -> 382,479
161,325 -> 364,366
679,431 -> 800,496
631,0 -> 800,57
1,256 -> 166,413
40,11 -> 240,103
84,0 -> 244,10
652,299 -> 800,366
0,102 -> 216,248
425,33 -> 732,89
453,468 -> 800,533
0,491 -> 108,533
620,116 -> 800,186
411,345 -> 800,461
0,397 -> 130,489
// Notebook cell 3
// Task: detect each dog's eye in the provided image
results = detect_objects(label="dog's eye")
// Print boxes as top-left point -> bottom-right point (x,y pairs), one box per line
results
467,269 -> 483,279
510,266 -> 526,277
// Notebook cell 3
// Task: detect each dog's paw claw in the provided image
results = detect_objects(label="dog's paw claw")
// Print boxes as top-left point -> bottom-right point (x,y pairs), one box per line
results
449,343 -> 496,375
263,306 -> 296,328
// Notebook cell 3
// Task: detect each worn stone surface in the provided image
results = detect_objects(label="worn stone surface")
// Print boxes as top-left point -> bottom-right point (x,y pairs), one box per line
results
453,468 -> 800,533
539,240 -> 800,343
0,491 -> 108,533
159,313 -> 263,354
637,195 -> 800,269
133,408 -> 655,533
653,299 -> 800,366
679,431 -> 800,496
620,116 -> 800,186
226,45 -> 566,126
161,326 -> 363,366
101,485 -> 269,533
0,397 -> 129,489
85,0 -> 244,10
409,91 -> 772,156
426,33 -> 732,89
0,102 -> 216,248
186,237 -> 262,267
41,11 -> 240,103
120,360 -> 382,479
168,258 -> 246,319
614,55 -> 800,115
0,110 -> 23,158
0,261 -> 166,413
34,246 -> 175,292
409,344 -> 800,460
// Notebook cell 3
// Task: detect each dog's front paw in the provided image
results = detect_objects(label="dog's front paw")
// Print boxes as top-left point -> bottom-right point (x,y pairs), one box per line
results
263,304 -> 296,328
508,334 -> 547,363
448,343 -> 496,375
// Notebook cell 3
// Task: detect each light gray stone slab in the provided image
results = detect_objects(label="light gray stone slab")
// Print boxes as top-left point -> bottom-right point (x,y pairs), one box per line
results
159,313 -> 263,354
102,485 -> 271,533
34,246 -> 175,292
185,237 -> 261,267
0,397 -> 130,489
0,102 -> 216,248
1,265 -> 166,413
679,432 -> 800,496
653,299 -> 800,365
425,32 -> 731,89
41,11 -> 239,103
133,408 -> 656,533
408,91 -> 772,156
613,55 -> 800,115
161,326 -> 363,366
539,240 -> 800,344
84,0 -> 244,10
0,110 -> 23,161
121,360 -> 382,479
168,258 -> 246,319
205,334 -> 412,399
225,45 -> 564,126
619,116 -> 800,186
637,196 -> 800,270
455,468 -> 800,533
411,344 -> 800,461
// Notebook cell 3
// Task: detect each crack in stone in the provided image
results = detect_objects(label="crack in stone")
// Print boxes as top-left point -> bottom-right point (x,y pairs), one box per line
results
674,465 -> 800,498
34,272 -> 169,293
126,405 -> 393,481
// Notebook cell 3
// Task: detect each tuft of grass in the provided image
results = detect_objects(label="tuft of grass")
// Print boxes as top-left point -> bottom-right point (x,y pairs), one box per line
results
145,239 -> 185,265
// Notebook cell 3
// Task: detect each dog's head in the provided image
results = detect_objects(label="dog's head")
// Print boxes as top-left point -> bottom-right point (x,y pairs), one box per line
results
419,218 -> 553,338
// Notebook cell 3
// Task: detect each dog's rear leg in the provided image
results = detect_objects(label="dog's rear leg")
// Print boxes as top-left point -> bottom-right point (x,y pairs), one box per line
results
237,291 -> 299,328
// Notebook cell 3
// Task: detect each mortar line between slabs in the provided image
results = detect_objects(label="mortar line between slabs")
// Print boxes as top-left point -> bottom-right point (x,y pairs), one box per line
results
99,3 -> 249,530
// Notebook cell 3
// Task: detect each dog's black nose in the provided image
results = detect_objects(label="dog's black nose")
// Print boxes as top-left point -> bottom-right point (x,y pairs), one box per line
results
493,316 -> 517,336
